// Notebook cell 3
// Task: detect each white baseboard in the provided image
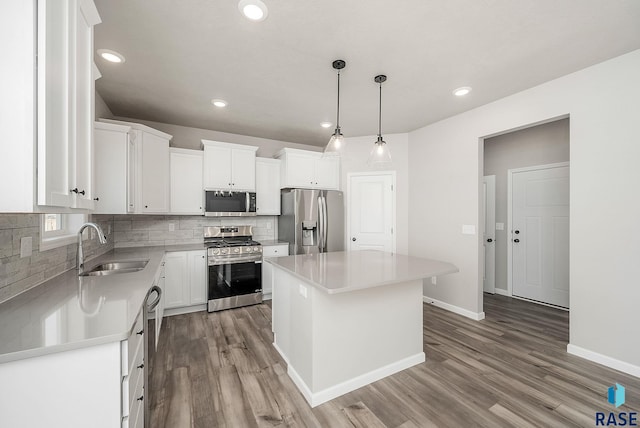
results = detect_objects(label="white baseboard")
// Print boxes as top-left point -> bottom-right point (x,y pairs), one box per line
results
567,344 -> 640,378
423,296 -> 485,321
494,288 -> 510,296
287,352 -> 425,408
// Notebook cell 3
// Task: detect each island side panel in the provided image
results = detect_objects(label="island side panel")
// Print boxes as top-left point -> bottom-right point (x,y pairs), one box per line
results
272,267 -> 315,392
312,279 -> 424,395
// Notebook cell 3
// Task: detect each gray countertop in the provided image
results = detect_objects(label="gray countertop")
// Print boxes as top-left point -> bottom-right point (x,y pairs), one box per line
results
0,244 -> 205,364
267,250 -> 459,294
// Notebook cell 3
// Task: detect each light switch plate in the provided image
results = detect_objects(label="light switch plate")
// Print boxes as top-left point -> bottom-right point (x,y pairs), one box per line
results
299,284 -> 308,298
496,222 -> 505,231
20,237 -> 32,258
462,225 -> 476,235
431,276 -> 437,285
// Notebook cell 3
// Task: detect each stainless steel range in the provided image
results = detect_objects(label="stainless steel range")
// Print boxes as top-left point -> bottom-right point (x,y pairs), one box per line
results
205,226 -> 263,312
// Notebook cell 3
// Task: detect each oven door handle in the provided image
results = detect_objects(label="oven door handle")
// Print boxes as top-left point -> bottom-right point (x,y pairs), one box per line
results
246,192 -> 250,213
209,257 -> 262,265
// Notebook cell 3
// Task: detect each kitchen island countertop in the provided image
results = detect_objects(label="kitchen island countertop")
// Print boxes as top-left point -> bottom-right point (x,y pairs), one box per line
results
266,250 -> 458,294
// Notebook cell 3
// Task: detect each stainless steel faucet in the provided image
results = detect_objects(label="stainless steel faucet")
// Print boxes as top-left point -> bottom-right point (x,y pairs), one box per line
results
77,222 -> 107,275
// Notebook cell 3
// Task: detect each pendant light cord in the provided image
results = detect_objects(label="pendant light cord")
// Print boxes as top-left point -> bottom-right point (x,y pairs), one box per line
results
378,82 -> 382,137
336,71 -> 341,129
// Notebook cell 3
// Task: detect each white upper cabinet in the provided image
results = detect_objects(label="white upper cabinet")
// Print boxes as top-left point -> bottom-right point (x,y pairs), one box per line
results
140,131 -> 170,213
0,1 -> 101,212
94,122 -> 133,214
97,119 -> 172,214
37,0 -> 101,210
255,158 -> 281,215
276,148 -> 340,190
202,140 -> 258,191
170,148 -> 203,215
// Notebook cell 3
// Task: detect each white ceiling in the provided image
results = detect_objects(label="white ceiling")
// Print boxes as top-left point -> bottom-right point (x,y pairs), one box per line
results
94,0 -> 640,146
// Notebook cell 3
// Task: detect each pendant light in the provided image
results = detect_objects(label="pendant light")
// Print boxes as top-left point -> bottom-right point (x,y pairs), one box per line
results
324,59 -> 346,155
367,74 -> 392,167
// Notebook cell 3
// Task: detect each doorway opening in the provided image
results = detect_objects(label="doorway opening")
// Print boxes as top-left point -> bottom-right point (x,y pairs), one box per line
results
482,117 -> 570,309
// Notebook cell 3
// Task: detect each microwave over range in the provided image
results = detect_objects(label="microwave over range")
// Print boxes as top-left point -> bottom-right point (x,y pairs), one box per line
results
204,190 -> 256,217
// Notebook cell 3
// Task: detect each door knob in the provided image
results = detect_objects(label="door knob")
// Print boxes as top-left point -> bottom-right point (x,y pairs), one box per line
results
352,237 -> 356,241
486,238 -> 493,243
513,239 -> 520,243
514,230 -> 520,234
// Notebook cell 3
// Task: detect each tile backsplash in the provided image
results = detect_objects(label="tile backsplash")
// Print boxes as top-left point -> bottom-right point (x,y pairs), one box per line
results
0,213 -> 277,304
112,215 -> 277,247
0,214 -> 114,304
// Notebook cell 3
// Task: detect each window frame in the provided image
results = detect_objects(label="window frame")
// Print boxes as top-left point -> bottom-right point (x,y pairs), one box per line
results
40,214 -> 88,251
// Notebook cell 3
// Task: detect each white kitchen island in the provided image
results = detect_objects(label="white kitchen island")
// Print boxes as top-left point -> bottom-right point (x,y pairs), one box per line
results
266,250 -> 458,407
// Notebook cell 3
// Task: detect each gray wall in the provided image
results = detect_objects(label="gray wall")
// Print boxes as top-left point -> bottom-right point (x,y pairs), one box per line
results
95,91 -> 114,120
0,214 -> 114,303
483,118 -> 569,291
110,117 -> 321,158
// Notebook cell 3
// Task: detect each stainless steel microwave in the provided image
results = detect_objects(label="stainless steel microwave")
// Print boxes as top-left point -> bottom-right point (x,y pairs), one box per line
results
204,191 -> 256,216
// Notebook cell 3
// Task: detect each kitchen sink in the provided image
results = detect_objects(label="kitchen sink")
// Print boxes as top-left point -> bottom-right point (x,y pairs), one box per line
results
81,260 -> 149,277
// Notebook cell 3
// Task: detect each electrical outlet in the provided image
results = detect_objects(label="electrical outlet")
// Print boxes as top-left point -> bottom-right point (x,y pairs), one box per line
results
431,276 -> 437,285
495,222 -> 504,231
462,224 -> 476,235
168,223 -> 175,232
266,222 -> 272,230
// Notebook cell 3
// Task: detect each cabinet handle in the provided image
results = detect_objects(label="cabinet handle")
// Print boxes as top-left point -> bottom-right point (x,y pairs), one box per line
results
137,395 -> 144,402
136,329 -> 143,335
145,205 -> 148,208
137,363 -> 144,369
93,197 -> 99,201
71,188 -> 79,194
228,183 -> 231,186
79,189 -> 85,195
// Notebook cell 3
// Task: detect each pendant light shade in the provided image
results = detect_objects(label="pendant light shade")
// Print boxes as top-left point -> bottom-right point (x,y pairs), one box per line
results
367,75 -> 392,167
324,60 -> 346,155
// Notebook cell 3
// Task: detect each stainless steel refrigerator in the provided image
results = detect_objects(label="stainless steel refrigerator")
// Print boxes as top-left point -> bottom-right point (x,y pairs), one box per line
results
278,189 -> 345,255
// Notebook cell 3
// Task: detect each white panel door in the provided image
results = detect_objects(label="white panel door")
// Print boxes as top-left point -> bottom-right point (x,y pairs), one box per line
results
188,251 -> 207,305
483,175 -> 496,293
348,173 -> 395,252
512,164 -> 570,308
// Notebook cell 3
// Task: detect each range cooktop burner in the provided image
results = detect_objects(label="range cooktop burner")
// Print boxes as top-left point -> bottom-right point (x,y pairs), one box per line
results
205,238 -> 262,248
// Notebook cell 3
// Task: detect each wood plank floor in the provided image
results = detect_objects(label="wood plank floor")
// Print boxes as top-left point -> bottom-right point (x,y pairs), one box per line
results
149,295 -> 640,427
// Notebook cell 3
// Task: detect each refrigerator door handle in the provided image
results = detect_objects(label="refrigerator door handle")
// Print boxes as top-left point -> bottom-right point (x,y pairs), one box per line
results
322,195 -> 329,251
317,196 -> 324,252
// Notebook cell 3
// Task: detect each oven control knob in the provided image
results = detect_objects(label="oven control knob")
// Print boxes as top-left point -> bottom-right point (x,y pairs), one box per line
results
212,249 -> 220,255
221,249 -> 228,255
233,248 -> 240,253
253,246 -> 260,252
245,247 -> 253,253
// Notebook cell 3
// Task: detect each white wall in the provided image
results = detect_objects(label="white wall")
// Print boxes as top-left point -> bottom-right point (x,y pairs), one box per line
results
111,116 -> 321,157
341,133 -> 409,255
484,118 -> 570,292
408,49 -> 640,373
95,92 -> 114,120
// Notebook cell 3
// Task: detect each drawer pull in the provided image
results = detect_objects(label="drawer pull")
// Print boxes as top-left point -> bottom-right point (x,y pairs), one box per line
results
136,330 -> 143,336
137,363 -> 144,369
137,395 -> 144,402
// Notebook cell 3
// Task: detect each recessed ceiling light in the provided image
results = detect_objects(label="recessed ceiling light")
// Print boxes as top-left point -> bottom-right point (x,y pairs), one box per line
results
453,86 -> 472,97
320,122 -> 332,129
211,99 -> 228,108
238,0 -> 268,21
97,49 -> 125,63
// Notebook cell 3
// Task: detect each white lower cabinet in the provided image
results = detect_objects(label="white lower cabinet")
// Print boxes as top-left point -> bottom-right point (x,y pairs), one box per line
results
262,244 -> 289,299
164,250 -> 207,313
